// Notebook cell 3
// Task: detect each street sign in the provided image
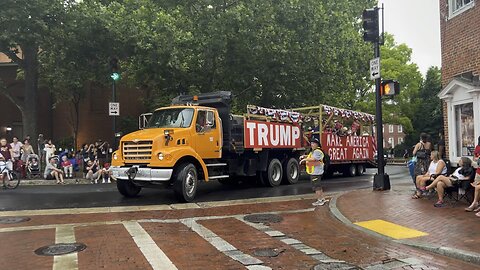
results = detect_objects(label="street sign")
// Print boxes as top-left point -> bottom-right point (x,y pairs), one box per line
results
109,102 -> 120,116
370,57 -> 380,80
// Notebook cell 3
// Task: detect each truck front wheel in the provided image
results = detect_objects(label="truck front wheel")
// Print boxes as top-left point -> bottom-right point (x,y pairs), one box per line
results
283,158 -> 299,184
262,158 -> 283,187
117,180 -> 141,197
174,163 -> 198,202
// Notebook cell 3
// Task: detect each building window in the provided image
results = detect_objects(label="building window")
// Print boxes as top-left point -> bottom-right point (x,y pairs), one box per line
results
449,0 -> 475,18
455,103 -> 474,156
398,125 -> 403,133
389,125 -> 394,133
398,137 -> 404,145
388,137 -> 395,148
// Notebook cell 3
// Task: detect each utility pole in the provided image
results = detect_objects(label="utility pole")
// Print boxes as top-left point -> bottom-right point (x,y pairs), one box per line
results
362,5 -> 391,190
110,58 -> 120,151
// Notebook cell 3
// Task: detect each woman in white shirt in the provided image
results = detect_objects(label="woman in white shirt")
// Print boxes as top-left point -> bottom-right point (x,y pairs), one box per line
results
44,139 -> 56,165
412,151 -> 447,199
426,157 -> 474,207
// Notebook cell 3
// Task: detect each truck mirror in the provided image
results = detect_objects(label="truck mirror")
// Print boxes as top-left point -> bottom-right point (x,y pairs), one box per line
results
206,111 -> 214,127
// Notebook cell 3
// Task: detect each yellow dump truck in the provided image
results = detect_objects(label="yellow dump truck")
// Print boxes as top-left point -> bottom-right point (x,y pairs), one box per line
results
111,91 -> 305,202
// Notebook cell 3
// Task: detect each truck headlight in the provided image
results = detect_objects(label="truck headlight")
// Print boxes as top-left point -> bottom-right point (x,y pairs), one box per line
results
158,152 -> 164,160
113,153 -> 118,160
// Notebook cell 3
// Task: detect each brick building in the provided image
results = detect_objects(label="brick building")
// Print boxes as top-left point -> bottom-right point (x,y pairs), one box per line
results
0,53 -> 146,149
437,0 -> 480,165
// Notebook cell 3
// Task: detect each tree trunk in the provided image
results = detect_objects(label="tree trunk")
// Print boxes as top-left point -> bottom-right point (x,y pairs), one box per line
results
22,45 -> 39,141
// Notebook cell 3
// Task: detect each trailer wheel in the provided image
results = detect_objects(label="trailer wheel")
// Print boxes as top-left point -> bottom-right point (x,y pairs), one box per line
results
344,164 -> 357,177
173,163 -> 198,202
117,180 -> 142,197
283,158 -> 299,184
262,158 -> 283,187
356,164 -> 365,176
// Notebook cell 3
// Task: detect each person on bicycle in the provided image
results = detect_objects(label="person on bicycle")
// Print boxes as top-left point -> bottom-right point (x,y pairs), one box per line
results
0,138 -> 14,181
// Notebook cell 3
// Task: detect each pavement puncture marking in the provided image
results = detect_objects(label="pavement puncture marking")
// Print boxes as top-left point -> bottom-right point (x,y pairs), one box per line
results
354,219 -> 429,240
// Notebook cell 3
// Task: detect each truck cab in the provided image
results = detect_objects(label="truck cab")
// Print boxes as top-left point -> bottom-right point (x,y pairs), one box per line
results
111,105 -> 223,201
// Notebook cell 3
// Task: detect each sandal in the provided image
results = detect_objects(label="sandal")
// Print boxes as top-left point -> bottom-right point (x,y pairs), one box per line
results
411,193 -> 422,199
465,203 -> 479,212
476,212 -> 480,217
474,206 -> 480,212
434,201 -> 444,208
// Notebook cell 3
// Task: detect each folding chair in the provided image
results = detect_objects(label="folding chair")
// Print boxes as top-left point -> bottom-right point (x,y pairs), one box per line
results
444,172 -> 475,204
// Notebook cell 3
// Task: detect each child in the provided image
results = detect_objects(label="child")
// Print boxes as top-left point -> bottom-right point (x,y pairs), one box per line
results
61,155 -> 73,178
100,163 -> 116,183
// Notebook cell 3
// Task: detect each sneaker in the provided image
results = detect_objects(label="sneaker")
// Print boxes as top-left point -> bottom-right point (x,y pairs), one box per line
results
312,199 -> 326,206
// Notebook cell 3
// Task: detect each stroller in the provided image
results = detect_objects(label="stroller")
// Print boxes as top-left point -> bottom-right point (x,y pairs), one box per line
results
26,154 -> 41,179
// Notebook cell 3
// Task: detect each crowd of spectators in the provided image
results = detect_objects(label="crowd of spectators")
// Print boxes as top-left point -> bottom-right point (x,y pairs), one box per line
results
410,133 -> 480,218
0,135 -> 116,185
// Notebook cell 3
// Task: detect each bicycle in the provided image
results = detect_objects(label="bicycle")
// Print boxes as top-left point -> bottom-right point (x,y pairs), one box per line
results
0,161 -> 20,189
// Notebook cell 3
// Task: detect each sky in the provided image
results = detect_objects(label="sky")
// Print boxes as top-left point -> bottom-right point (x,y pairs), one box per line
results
377,0 -> 441,76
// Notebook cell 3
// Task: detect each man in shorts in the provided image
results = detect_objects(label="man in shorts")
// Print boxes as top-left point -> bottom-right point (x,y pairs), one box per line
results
300,138 -> 326,206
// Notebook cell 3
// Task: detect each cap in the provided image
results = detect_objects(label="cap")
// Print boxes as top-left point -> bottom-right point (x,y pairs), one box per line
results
310,138 -> 320,145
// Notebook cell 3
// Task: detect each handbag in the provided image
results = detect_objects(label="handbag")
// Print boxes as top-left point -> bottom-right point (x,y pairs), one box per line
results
416,143 -> 427,159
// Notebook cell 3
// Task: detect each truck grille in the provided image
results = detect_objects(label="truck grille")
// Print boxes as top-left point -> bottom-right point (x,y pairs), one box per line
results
123,140 -> 153,161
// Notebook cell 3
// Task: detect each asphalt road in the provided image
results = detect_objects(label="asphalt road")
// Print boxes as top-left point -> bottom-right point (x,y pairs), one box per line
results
0,165 -> 411,211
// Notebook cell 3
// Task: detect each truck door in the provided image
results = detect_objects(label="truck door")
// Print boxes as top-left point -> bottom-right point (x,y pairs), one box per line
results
194,110 -> 222,159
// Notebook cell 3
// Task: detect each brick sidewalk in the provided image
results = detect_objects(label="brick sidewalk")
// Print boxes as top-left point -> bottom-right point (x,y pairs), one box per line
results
335,182 -> 480,264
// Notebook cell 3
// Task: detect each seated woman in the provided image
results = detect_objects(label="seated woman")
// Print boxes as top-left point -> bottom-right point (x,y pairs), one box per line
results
412,151 -> 447,199
465,182 -> 480,216
425,157 -> 473,207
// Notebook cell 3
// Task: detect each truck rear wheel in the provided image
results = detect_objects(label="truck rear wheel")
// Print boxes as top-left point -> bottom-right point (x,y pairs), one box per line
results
117,180 -> 141,197
173,163 -> 198,202
283,158 -> 299,184
262,158 -> 283,187
356,164 -> 365,176
344,164 -> 357,177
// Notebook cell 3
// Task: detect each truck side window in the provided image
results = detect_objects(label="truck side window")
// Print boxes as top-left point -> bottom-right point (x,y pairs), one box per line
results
206,111 -> 216,129
196,111 -> 207,133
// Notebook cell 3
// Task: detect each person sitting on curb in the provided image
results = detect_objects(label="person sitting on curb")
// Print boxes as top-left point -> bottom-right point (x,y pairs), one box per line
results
99,162 -> 116,184
84,159 -> 100,184
61,155 -> 74,179
300,138 -> 327,206
412,151 -> 447,199
425,157 -> 473,207
44,157 -> 65,184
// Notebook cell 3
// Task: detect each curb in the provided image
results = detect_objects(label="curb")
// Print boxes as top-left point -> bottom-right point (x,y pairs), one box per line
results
20,179 -> 110,186
329,193 -> 480,266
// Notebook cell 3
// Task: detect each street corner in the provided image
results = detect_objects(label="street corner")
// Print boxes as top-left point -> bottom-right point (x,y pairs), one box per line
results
328,186 -> 480,266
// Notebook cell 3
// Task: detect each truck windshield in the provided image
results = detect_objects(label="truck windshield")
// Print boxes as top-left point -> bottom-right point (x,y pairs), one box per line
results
146,108 -> 194,129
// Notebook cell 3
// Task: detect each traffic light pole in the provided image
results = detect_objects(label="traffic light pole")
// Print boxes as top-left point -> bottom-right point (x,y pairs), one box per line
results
112,80 -> 117,151
373,40 -> 391,190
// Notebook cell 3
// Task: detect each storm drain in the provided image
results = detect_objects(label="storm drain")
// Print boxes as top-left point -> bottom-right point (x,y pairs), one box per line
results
244,214 -> 283,224
253,248 -> 283,257
34,243 -> 87,256
0,217 -> 30,224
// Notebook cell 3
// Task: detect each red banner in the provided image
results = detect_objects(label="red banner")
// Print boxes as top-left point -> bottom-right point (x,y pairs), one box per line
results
321,133 -> 375,161
244,120 -> 302,148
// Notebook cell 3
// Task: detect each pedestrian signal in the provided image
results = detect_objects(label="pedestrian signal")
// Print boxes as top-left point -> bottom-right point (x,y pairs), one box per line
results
381,80 -> 400,96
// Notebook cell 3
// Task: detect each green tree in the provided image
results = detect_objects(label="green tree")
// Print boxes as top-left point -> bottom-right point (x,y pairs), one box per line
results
0,0 -> 73,140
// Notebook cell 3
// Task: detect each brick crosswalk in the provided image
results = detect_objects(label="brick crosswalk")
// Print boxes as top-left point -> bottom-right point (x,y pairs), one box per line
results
0,198 -> 478,270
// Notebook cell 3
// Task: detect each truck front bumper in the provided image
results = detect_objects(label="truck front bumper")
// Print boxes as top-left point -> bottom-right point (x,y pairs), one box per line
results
111,166 -> 173,181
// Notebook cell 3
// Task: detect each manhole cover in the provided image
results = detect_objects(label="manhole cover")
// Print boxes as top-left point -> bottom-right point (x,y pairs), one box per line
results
35,243 -> 87,256
253,248 -> 281,257
0,217 -> 30,224
244,214 -> 283,224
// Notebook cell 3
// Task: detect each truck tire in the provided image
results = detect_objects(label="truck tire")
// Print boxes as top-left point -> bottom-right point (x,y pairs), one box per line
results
173,163 -> 198,202
117,180 -> 141,197
344,164 -> 357,177
262,158 -> 283,187
283,158 -> 299,184
356,164 -> 365,176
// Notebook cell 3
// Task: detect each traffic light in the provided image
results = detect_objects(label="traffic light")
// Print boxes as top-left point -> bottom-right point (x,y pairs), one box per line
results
110,58 -> 120,81
111,72 -> 121,81
362,8 -> 379,42
381,80 -> 400,96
